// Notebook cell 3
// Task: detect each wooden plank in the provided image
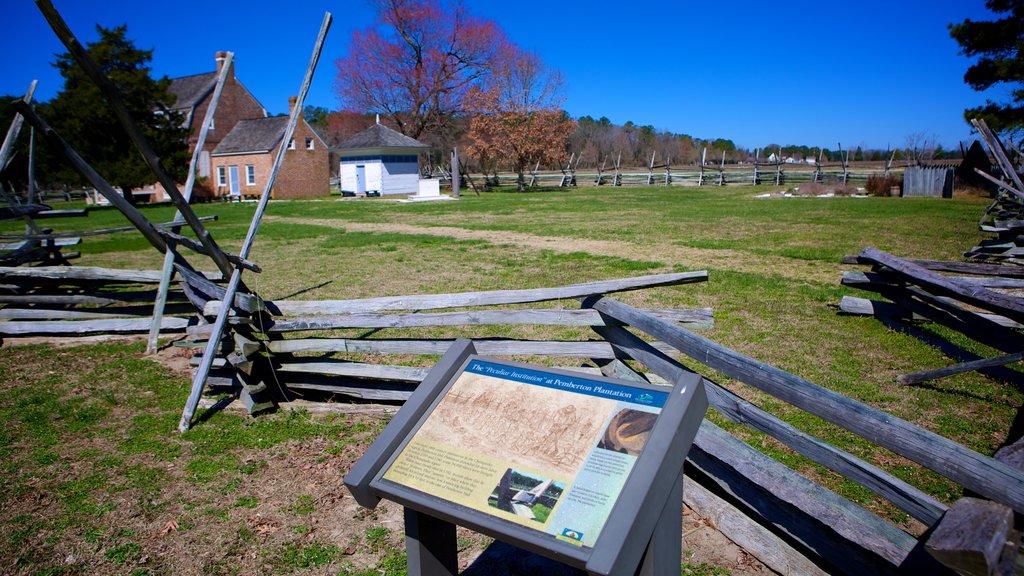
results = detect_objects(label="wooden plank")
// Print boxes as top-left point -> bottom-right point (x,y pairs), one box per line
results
263,307 -> 713,332
592,321 -> 947,525
690,420 -> 923,574
12,101 -> 170,254
203,271 -> 709,316
180,12 -> 333,432
683,477 -> 827,576
0,215 -> 218,241
35,209 -> 87,218
898,352 -> 1024,385
148,51 -> 235,354
0,241 -> 31,251
0,316 -> 188,335
843,270 -> 1024,290
0,81 -> 36,176
36,0 -> 234,277
265,337 -> 652,359
925,497 -> 1014,576
158,229 -> 261,273
585,295 -> 1024,514
287,380 -> 412,401
0,305 -> 191,320
173,264 -> 262,314
0,265 -> 220,284
0,291 -> 188,306
276,360 -> 428,382
838,295 -> 915,320
873,284 -> 1024,353
840,293 -> 1024,329
859,247 -> 1024,324
842,255 -> 1024,278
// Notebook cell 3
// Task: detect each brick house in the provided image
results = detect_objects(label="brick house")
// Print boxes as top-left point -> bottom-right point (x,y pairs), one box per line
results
209,97 -> 329,200
167,52 -> 267,199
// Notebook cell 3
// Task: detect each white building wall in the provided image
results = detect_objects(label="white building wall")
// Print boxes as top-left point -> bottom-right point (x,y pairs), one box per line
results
340,163 -> 356,192
381,160 -> 419,195
340,157 -> 420,195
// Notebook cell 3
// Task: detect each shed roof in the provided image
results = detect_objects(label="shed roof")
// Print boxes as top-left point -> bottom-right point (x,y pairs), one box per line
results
212,116 -> 289,155
336,122 -> 427,150
168,72 -> 217,111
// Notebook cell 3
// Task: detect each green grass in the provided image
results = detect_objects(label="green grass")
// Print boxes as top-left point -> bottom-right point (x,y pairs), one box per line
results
0,185 -> 1016,573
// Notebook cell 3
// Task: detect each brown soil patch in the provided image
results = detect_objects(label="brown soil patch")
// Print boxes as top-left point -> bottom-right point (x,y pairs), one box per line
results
267,217 -> 842,285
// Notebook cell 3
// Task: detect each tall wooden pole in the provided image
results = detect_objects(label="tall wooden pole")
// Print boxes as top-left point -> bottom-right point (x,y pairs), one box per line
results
179,13 -> 332,432
147,53 -> 235,354
35,0 -> 234,278
450,147 -> 460,198
0,82 -> 42,235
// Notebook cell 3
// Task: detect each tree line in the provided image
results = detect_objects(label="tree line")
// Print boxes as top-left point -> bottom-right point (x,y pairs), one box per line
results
2,0 -> 1020,197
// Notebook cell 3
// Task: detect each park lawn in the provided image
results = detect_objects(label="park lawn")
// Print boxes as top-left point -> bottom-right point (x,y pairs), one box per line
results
0,185 -> 1018,574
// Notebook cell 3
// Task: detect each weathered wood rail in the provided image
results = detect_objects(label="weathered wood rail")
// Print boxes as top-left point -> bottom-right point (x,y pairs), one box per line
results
3,4 -> 1018,571
839,245 -> 1024,574
170,261 -> 1024,574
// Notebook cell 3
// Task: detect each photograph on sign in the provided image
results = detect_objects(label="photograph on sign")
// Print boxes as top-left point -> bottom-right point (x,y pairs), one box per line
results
378,357 -> 667,548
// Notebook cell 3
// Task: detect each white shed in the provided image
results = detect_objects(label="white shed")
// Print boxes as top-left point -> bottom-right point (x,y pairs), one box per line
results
335,119 -> 428,196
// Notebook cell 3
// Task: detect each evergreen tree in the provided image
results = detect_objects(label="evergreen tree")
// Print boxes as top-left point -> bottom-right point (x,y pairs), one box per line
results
950,0 -> 1024,135
43,24 -> 188,202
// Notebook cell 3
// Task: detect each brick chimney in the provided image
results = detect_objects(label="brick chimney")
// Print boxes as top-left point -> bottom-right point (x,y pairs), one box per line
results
215,51 -> 234,80
288,96 -> 298,116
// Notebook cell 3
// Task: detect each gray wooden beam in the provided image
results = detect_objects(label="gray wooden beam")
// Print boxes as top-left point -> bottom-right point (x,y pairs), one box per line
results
148,52 -> 236,354
585,295 -> 1024,514
35,0 -> 234,277
180,12 -> 333,432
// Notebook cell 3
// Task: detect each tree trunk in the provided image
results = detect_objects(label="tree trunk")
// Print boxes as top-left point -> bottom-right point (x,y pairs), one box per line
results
517,169 -> 526,192
121,184 -> 136,206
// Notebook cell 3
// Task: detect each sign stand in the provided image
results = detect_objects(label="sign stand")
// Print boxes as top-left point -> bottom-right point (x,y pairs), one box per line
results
345,338 -> 708,576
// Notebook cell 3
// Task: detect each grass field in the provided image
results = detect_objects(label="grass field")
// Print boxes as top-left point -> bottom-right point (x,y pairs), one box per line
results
0,185 -> 1018,574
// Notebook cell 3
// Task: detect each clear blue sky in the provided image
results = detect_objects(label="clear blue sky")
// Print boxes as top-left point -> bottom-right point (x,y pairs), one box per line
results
0,0 -> 1010,151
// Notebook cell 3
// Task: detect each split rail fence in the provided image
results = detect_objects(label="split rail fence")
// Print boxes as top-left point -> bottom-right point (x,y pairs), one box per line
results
2,3 -> 1022,574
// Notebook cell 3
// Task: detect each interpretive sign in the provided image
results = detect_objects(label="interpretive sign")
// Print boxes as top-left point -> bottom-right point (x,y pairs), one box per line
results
381,357 -> 667,548
345,339 -> 708,576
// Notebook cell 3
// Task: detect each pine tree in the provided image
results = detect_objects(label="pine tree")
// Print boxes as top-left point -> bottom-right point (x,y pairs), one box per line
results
43,25 -> 188,202
950,0 -> 1024,135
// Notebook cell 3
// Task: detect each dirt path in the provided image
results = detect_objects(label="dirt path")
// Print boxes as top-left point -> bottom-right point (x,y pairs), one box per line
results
268,217 -> 842,285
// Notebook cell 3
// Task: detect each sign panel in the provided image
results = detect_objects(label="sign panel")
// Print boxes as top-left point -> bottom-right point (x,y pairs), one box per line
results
377,357 -> 669,548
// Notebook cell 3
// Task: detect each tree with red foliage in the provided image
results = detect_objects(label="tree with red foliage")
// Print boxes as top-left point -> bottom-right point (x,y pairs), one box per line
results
334,0 -> 506,141
467,47 -> 574,191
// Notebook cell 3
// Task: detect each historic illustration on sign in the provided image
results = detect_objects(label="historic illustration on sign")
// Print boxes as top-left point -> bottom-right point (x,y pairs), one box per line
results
596,408 -> 658,456
418,372 -> 614,477
488,468 -> 565,522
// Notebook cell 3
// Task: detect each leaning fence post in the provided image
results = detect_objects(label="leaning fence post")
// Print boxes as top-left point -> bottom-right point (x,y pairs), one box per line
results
147,53 -> 235,355
35,0 -> 235,278
0,81 -> 43,235
179,12 -> 333,432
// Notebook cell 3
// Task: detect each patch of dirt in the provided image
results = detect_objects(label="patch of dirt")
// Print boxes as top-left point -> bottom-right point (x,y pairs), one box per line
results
267,217 -> 843,285
142,353 -> 774,575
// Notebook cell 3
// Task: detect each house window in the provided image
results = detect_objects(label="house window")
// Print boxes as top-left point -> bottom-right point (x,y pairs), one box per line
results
207,117 -> 215,131
246,165 -> 255,186
305,138 -> 314,150
287,138 -> 296,150
217,166 -> 226,187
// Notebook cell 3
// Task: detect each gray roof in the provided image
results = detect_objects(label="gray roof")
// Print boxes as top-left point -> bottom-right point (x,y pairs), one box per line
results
168,72 -> 216,111
336,122 -> 427,150
212,116 -> 289,155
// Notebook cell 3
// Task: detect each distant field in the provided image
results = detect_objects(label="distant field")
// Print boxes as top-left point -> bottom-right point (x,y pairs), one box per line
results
0,185 -> 1015,573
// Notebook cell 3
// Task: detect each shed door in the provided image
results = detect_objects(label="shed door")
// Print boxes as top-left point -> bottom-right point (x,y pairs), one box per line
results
228,165 -> 240,196
356,165 -> 366,194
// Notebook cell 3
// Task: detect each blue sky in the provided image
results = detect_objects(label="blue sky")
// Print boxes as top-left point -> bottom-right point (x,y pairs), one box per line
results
0,0 -> 1010,151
